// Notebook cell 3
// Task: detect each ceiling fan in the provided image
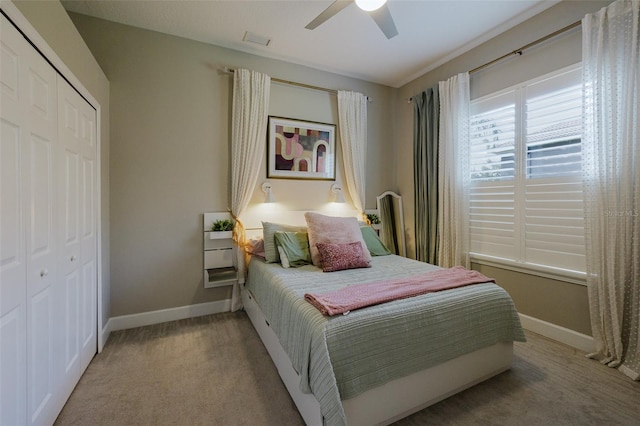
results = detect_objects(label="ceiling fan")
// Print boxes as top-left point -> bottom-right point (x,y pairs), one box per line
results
305,0 -> 399,39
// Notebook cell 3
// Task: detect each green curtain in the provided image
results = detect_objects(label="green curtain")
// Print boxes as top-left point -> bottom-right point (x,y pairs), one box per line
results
379,195 -> 399,255
413,88 -> 439,264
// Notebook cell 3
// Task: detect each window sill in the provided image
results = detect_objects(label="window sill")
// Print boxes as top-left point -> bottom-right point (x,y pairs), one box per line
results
470,253 -> 587,286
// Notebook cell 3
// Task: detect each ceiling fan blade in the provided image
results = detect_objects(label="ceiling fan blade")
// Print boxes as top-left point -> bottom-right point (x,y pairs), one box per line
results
370,3 -> 398,39
305,0 -> 353,30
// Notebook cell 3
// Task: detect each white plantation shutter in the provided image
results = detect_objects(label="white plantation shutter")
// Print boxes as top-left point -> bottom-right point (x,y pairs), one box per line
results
470,90 -> 517,260
525,68 -> 582,179
470,180 -> 516,259
524,177 -> 585,270
469,65 -> 585,276
524,68 -> 585,272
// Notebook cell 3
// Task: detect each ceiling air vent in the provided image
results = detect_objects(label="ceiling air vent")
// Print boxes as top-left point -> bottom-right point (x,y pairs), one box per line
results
243,31 -> 271,47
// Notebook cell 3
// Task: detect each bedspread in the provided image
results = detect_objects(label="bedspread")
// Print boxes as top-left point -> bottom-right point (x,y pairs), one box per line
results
245,255 -> 525,426
305,266 -> 495,315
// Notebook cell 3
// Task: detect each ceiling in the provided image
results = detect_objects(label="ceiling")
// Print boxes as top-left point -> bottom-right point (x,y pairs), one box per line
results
61,0 -> 559,88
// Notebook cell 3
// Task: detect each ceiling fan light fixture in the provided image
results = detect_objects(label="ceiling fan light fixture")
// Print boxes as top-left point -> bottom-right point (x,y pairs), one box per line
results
355,0 -> 387,12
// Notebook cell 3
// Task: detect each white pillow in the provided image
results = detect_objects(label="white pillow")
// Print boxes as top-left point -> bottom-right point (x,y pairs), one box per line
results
304,212 -> 372,267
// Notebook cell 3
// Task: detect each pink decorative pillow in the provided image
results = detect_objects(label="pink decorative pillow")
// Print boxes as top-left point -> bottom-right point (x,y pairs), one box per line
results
316,241 -> 371,272
305,212 -> 372,267
247,237 -> 265,258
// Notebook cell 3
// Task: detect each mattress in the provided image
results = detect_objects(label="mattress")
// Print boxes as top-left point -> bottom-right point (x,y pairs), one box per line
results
245,255 -> 525,425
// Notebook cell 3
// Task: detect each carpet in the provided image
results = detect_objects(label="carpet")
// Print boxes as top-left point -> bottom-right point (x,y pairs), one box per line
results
54,311 -> 639,425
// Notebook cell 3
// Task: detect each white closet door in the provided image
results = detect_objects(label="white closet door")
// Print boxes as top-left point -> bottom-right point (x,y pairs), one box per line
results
24,36 -> 61,426
77,84 -> 97,373
1,14 -> 28,426
56,77 -> 97,394
0,12 -> 61,426
55,77 -> 82,402
2,10 -> 99,425
22,25 -> 61,426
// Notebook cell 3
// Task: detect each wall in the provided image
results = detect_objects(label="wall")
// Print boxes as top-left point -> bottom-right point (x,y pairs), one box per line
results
11,0 -> 111,328
395,0 -> 614,336
56,0 -> 606,334
68,13 -> 395,317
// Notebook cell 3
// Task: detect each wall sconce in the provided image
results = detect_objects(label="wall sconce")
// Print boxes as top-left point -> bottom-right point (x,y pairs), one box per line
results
261,181 -> 275,203
330,183 -> 345,203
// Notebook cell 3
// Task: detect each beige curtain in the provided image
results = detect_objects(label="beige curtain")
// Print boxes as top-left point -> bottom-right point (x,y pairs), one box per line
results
337,91 -> 368,218
230,68 -> 270,311
582,0 -> 639,381
437,73 -> 471,268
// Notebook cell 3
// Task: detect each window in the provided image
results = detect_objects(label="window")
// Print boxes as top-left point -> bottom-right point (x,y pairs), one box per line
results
469,65 -> 585,278
527,139 -> 581,179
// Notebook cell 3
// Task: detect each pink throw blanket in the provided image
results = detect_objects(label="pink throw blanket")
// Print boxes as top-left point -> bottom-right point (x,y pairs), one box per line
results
305,266 -> 495,316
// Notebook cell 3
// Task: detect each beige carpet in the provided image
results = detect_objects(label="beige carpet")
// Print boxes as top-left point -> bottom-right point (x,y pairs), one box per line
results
55,311 -> 639,425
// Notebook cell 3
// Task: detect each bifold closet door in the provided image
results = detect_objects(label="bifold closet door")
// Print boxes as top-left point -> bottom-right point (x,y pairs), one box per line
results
1,13 -> 98,426
56,76 -> 97,396
1,13 -> 29,424
1,13 -> 61,426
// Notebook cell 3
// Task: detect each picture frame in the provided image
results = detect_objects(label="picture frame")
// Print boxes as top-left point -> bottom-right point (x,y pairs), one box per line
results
267,116 -> 336,180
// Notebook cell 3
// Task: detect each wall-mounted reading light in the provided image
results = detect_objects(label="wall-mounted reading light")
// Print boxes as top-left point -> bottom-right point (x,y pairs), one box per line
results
330,183 -> 345,203
262,181 -> 275,203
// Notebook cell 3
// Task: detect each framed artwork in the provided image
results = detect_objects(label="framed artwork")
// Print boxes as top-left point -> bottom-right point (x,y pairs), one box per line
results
267,116 -> 336,180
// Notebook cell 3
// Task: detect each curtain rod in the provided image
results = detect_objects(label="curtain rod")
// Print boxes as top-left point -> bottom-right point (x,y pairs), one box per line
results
468,20 -> 582,74
222,66 -> 372,101
407,19 -> 582,103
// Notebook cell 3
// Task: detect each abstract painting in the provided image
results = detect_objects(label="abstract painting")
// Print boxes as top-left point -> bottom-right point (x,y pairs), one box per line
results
267,116 -> 336,180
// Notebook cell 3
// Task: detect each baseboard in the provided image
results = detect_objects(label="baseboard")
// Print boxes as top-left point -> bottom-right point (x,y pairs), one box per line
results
104,304 -> 592,354
100,318 -> 113,352
108,299 -> 232,332
519,313 -> 595,353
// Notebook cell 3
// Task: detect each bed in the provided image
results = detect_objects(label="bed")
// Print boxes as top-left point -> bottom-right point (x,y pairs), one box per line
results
242,243 -> 525,425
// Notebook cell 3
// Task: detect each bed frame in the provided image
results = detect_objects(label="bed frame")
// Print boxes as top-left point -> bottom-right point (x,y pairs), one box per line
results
242,288 -> 514,425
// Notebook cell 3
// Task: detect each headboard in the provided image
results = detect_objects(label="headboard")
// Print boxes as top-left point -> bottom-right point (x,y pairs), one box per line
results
241,204 -> 361,239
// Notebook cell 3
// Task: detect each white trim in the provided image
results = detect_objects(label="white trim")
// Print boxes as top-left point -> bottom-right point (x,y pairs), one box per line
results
108,300 -> 232,332
396,0 -> 563,87
471,254 -> 586,286
0,1 -> 107,352
519,313 -> 595,354
101,318 -> 113,349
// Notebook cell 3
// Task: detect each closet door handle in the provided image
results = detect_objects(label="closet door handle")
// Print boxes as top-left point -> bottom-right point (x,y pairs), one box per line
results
40,269 -> 49,277
70,255 -> 77,262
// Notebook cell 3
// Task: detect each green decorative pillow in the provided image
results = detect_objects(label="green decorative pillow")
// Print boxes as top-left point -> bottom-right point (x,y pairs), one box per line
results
360,226 -> 391,256
274,231 -> 312,268
262,222 -> 307,263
